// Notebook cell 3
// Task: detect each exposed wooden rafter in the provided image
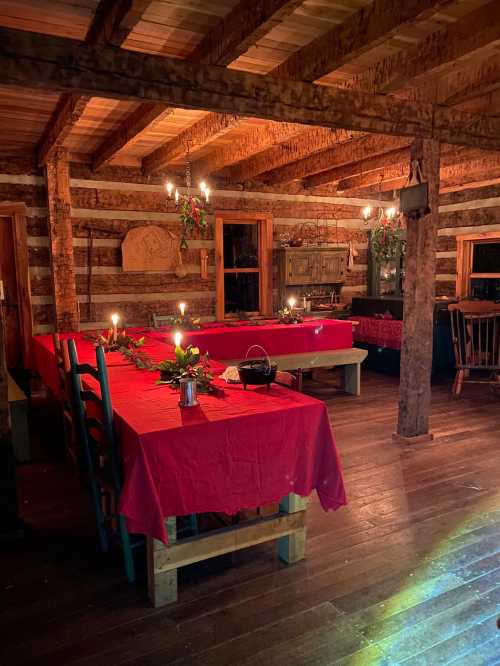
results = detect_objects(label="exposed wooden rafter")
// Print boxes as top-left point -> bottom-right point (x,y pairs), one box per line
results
235,0 -> 500,186
348,0 -> 500,94
125,0 -> 302,174
37,93 -> 90,167
85,0 -> 154,47
193,122 -> 307,177
342,150 -> 500,196
3,29 -> 500,153
187,0 -> 304,66
167,0 -> 454,177
263,135 -> 409,186
272,0 -> 455,83
37,0 -> 154,167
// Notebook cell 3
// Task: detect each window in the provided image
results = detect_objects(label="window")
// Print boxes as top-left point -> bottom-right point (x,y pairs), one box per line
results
456,232 -> 500,299
215,213 -> 273,320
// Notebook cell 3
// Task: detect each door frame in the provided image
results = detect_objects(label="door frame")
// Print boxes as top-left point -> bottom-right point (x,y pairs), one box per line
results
215,212 -> 273,321
0,202 -> 33,367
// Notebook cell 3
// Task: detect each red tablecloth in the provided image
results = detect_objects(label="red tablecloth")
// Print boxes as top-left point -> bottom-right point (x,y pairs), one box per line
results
146,318 -> 353,360
349,316 -> 403,350
31,333 -> 347,543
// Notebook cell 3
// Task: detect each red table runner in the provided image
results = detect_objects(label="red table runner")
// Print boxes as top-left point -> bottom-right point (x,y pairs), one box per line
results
31,333 -> 347,543
146,318 -> 353,360
349,316 -> 403,350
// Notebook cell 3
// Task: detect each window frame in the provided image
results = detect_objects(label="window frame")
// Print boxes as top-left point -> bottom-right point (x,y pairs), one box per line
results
215,212 -> 273,321
456,230 -> 500,298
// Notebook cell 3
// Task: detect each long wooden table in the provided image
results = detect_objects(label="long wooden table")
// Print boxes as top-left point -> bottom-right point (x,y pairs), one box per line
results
31,332 -> 347,606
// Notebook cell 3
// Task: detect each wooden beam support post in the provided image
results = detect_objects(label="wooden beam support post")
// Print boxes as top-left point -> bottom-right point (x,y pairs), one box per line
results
396,138 -> 440,442
45,149 -> 79,332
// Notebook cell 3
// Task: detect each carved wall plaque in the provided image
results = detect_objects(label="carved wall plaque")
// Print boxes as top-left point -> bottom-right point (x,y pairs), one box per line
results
122,225 -> 178,272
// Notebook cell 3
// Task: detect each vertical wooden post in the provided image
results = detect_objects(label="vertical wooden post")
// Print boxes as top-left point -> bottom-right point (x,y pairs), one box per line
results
45,148 -> 79,332
396,138 -> 440,442
278,493 -> 307,563
147,516 -> 178,607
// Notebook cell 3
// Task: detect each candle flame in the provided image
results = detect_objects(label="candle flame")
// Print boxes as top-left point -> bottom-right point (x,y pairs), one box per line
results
111,313 -> 119,326
287,297 -> 296,309
199,181 -> 207,192
174,331 -> 182,348
362,206 -> 372,220
205,187 -> 210,203
179,302 -> 186,316
166,181 -> 174,196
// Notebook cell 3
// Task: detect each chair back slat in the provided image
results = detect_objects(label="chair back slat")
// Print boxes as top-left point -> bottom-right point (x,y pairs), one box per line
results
152,313 -> 171,328
68,339 -> 136,583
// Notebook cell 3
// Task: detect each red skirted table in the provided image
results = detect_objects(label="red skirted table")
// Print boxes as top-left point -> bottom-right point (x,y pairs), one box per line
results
348,315 -> 403,350
31,332 -> 347,606
146,318 -> 353,360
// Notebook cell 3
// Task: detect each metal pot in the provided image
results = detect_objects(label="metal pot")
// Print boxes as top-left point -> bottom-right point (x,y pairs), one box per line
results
237,345 -> 277,390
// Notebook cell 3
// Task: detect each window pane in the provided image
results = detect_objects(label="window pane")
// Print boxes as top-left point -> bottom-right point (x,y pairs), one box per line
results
472,242 -> 500,273
224,273 -> 259,313
223,223 -> 259,268
470,277 -> 500,301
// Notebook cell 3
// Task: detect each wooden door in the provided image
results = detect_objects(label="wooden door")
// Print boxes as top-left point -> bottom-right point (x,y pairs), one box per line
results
319,251 -> 346,283
286,252 -> 315,284
0,217 -> 21,368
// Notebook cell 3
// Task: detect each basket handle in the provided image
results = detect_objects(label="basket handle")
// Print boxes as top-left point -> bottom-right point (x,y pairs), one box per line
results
244,345 -> 272,374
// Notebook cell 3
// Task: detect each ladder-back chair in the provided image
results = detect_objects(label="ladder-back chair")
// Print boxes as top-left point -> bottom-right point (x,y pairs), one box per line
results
67,340 -> 137,583
448,301 -> 500,397
151,313 -> 171,328
52,334 -> 78,465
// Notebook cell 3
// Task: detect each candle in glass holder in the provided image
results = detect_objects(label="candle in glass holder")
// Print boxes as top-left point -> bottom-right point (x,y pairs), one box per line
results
179,302 -> 186,317
111,313 -> 119,342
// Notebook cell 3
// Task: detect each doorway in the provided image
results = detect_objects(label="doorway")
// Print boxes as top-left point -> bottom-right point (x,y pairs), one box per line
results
0,204 -> 32,369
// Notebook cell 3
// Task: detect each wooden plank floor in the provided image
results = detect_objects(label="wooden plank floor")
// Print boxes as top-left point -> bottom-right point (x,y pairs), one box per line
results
2,372 -> 500,665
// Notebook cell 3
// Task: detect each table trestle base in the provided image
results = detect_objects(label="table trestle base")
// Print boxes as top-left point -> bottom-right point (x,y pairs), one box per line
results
147,493 -> 307,607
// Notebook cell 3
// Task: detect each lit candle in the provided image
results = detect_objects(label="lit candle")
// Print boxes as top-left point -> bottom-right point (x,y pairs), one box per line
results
362,206 -> 372,221
179,302 -> 186,317
174,331 -> 183,364
174,331 -> 182,349
287,297 -> 296,312
166,181 -> 173,197
199,181 -> 206,193
386,206 -> 396,219
205,187 -> 210,204
175,189 -> 179,204
111,313 -> 119,342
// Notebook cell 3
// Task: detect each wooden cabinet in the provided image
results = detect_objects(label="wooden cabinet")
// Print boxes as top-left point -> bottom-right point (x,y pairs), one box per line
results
277,247 -> 347,307
320,251 -> 346,284
285,251 -> 316,284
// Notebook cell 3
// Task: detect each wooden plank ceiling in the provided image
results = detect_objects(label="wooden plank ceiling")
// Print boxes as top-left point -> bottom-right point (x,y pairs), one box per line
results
0,0 -> 499,195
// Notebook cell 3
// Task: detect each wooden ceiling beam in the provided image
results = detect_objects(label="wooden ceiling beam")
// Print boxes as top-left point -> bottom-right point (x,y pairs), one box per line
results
272,0 -> 454,83
349,0 -> 500,94
85,0 -> 154,47
193,122 -> 307,177
303,146 -> 410,190
222,128 -> 359,183
158,0 -> 453,178
138,0 -> 302,175
187,0 -> 303,67
3,29 -> 500,152
343,150 -> 500,196
262,135 -> 409,186
37,93 -> 91,167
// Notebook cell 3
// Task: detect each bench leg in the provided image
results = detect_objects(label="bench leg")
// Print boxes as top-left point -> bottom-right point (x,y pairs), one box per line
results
343,362 -> 361,396
147,516 -> 178,607
278,493 -> 307,564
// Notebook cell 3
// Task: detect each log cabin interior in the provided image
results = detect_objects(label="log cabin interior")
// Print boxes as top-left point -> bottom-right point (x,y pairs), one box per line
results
1,0 -> 500,663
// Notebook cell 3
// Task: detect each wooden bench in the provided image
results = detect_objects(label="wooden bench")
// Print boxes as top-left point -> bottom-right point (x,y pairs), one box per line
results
221,347 -> 368,396
8,373 -> 30,462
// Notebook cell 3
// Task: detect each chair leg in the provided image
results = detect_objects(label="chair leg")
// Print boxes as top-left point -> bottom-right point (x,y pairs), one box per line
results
117,514 -> 136,583
453,369 -> 464,398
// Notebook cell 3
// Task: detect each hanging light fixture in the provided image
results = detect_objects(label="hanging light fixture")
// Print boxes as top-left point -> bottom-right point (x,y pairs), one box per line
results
165,143 -> 210,249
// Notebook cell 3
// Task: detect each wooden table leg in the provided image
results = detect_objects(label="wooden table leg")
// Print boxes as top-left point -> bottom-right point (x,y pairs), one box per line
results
147,516 -> 178,607
343,362 -> 360,396
278,493 -> 307,564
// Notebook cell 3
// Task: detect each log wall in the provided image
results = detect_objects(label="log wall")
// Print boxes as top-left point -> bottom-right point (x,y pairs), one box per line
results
1,160 -> 499,335
0,161 -> 371,334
